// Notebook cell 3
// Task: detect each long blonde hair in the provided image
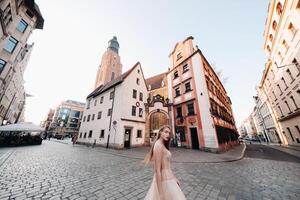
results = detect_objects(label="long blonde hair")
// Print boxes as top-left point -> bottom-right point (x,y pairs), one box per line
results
143,125 -> 171,165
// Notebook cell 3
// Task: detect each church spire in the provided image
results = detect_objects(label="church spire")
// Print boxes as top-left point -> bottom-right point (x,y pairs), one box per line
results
94,36 -> 122,89
107,36 -> 119,54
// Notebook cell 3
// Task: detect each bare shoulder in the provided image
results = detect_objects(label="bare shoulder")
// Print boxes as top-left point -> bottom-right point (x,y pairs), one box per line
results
153,142 -> 164,153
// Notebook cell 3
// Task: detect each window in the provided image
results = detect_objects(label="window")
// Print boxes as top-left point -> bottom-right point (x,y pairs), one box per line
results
79,132 -> 82,138
0,59 -> 7,74
133,89 -> 137,98
276,2 -> 283,15
83,116 -> 86,122
295,126 -> 300,134
92,114 -> 95,121
132,106 -> 136,116
286,69 -> 294,82
87,115 -> 90,122
297,0 -> 300,9
269,34 -> 273,42
107,108 -> 112,116
111,72 -> 115,81
282,40 -> 288,51
290,96 -> 298,109
137,69 -> 140,74
277,84 -> 283,94
4,36 -> 18,53
88,130 -> 93,138
26,9 -> 34,18
94,99 -> 97,106
272,20 -> 277,30
278,106 -> 284,116
287,127 -> 295,142
292,58 -> 300,74
285,100 -> 292,113
84,132 -> 87,138
136,78 -> 140,85
100,130 -> 105,138
139,92 -> 143,101
177,52 -> 182,60
110,91 -> 114,99
173,71 -> 179,79
175,87 -> 180,97
288,23 -> 296,36
87,99 -> 91,109
187,103 -> 195,115
137,130 -> 142,138
185,82 -> 191,92
183,63 -> 189,73
272,91 -> 277,100
100,96 -> 104,104
97,111 -> 102,119
281,77 -> 288,88
16,19 -> 28,33
139,108 -> 143,117
176,106 -> 182,118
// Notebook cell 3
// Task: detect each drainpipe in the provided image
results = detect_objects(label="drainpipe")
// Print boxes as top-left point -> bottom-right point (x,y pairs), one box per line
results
106,86 -> 116,148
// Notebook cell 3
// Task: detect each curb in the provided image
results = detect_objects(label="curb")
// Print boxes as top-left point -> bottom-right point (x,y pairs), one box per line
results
71,143 -> 247,164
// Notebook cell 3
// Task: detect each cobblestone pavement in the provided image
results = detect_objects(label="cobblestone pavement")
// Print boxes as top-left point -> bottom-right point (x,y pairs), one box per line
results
0,141 -> 299,200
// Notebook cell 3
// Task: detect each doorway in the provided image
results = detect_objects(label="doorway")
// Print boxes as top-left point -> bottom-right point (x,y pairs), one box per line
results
190,128 -> 199,149
124,128 -> 131,148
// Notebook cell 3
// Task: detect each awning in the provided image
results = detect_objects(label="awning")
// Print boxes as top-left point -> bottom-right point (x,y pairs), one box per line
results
0,122 -> 44,132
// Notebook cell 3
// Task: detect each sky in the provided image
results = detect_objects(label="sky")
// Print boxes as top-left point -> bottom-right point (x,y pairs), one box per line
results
25,0 -> 269,127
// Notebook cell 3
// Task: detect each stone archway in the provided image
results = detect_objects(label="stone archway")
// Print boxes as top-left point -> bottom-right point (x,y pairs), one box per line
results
144,94 -> 172,145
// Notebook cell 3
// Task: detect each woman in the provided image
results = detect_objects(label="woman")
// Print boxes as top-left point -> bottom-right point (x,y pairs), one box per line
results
144,125 -> 186,200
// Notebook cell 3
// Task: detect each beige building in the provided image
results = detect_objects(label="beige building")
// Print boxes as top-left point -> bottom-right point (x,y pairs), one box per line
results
261,0 -> 300,145
0,0 -> 44,124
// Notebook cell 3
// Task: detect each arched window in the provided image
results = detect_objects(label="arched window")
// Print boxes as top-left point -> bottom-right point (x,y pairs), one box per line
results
267,45 -> 271,52
272,21 -> 277,30
269,34 -> 273,42
276,2 -> 283,15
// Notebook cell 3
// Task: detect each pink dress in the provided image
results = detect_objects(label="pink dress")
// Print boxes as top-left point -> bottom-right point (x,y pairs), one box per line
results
144,148 -> 186,200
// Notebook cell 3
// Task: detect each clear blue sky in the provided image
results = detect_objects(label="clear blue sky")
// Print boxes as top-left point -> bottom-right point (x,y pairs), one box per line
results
25,0 -> 269,127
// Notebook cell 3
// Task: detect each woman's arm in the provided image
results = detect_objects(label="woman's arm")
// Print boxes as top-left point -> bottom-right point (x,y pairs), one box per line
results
154,144 -> 164,199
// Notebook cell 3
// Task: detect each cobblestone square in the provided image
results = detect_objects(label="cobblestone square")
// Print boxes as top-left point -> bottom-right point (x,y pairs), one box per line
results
0,141 -> 299,200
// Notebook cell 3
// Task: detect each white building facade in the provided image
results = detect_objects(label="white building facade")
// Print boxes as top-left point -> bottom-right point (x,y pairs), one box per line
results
78,63 -> 148,148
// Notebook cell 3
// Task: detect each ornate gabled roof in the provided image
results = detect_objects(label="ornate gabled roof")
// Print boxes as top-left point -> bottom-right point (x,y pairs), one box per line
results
87,62 -> 140,99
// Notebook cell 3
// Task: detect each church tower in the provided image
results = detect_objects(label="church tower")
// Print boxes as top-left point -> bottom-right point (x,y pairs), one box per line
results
94,36 -> 122,89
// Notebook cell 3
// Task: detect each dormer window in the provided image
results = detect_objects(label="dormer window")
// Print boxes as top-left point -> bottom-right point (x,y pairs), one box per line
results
177,52 -> 182,60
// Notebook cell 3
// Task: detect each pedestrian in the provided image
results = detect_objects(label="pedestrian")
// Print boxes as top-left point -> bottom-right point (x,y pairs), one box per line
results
72,133 -> 78,145
143,125 -> 186,200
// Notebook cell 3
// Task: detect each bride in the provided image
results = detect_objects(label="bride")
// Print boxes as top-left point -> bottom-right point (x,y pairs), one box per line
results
144,125 -> 186,200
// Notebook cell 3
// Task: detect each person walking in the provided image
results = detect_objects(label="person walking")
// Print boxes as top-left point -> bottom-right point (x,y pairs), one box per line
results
143,125 -> 186,200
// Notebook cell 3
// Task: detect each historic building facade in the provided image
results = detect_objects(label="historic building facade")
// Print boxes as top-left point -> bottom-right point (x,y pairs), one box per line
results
77,36 -> 237,151
77,37 -> 148,148
260,0 -> 300,145
144,72 -> 171,145
167,37 -> 238,152
0,0 -> 44,124
48,100 -> 85,137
